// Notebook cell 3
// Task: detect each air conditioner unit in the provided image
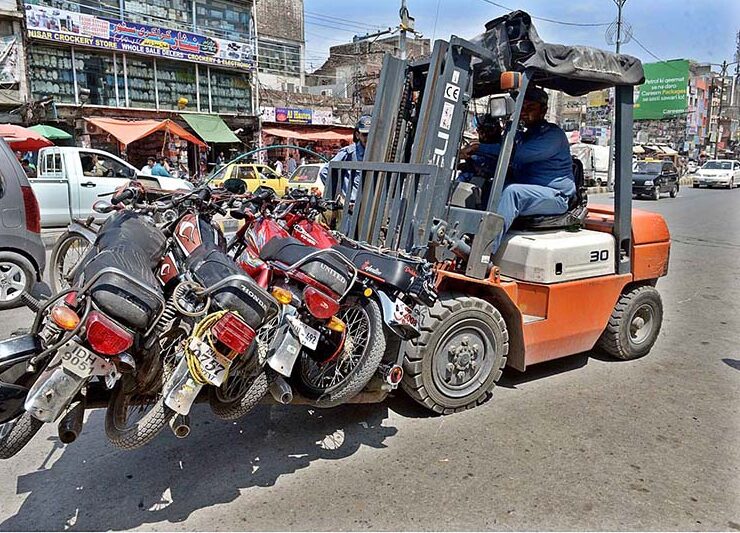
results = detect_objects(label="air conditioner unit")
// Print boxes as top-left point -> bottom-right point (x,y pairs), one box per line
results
83,121 -> 100,135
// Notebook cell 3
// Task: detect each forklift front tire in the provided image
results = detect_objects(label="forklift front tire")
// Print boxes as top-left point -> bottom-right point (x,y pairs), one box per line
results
402,294 -> 508,414
596,285 -> 663,361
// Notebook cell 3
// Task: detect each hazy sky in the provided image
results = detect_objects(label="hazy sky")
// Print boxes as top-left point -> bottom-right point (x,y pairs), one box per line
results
302,0 -> 739,72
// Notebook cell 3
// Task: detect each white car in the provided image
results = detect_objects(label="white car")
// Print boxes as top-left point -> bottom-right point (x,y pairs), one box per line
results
287,163 -> 326,195
692,160 -> 740,189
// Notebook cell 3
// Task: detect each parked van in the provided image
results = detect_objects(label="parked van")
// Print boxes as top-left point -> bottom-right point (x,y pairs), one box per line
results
30,147 -> 192,227
570,143 -> 611,187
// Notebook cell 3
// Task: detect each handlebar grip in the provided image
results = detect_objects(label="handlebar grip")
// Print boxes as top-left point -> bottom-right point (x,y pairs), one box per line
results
196,188 -> 212,203
111,188 -> 135,205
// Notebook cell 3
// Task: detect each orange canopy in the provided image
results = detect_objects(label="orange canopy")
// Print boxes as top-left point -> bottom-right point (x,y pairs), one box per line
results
262,125 -> 353,143
85,118 -> 207,148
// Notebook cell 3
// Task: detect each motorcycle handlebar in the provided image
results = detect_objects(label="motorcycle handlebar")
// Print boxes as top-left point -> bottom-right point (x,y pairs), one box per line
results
111,188 -> 136,205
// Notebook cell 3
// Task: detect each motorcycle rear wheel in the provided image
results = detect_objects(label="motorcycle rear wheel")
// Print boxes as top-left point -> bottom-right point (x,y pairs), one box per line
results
294,296 -> 385,408
0,412 -> 43,459
104,329 -> 184,450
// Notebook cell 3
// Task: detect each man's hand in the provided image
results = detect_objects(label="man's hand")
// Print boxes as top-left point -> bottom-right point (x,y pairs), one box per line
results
460,142 -> 480,160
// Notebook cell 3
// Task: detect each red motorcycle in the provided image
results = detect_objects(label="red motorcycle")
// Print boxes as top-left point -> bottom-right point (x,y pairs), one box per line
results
227,190 -> 387,407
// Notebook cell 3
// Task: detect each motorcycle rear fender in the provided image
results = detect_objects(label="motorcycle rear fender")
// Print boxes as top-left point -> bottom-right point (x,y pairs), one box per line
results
24,357 -> 88,423
375,290 -> 421,340
163,357 -> 203,416
67,221 -> 98,245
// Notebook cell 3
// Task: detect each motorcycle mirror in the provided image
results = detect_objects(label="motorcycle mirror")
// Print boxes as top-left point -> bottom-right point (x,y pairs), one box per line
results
92,200 -> 114,213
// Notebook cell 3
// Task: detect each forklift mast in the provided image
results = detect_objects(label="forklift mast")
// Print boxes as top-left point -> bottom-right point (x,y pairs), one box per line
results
325,35 -> 634,278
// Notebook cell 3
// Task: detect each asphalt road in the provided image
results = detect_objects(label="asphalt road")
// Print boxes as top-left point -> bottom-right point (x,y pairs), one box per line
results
0,186 -> 738,531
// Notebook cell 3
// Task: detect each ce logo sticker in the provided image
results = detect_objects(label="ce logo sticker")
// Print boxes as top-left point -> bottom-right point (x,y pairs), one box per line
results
444,83 -> 460,102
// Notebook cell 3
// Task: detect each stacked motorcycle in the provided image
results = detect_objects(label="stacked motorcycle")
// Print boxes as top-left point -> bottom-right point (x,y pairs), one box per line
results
0,182 -> 437,458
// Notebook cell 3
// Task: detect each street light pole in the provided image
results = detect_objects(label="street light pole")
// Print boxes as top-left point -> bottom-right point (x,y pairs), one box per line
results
714,60 -> 728,159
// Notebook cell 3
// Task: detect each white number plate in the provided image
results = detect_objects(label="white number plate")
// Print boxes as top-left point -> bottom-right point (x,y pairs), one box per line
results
393,298 -> 418,327
188,338 -> 231,387
60,342 -> 98,378
289,318 -> 320,351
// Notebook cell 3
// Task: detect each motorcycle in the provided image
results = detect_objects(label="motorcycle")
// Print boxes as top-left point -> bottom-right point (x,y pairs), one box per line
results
227,189 -> 389,407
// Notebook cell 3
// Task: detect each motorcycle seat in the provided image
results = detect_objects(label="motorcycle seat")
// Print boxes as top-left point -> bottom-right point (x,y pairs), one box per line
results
260,237 -> 352,296
95,211 -> 167,268
188,248 -> 278,330
83,244 -> 163,331
331,243 -> 419,294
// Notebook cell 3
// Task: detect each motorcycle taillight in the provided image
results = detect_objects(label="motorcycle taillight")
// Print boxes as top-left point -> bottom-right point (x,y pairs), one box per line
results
303,286 -> 340,319
86,311 -> 134,355
212,312 -> 256,354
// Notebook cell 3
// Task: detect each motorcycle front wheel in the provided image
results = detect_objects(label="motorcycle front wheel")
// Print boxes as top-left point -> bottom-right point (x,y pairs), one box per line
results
49,231 -> 93,293
294,296 -> 385,408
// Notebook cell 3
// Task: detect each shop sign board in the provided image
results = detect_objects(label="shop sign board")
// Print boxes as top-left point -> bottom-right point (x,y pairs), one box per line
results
24,3 -> 255,72
275,107 -> 312,125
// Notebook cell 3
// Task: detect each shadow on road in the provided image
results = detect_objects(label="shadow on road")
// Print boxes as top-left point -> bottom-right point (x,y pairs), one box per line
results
2,402 -> 397,531
722,358 -> 740,371
498,352 -> 590,389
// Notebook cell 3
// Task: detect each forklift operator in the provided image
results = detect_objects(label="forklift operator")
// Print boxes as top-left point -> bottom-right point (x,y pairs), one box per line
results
468,86 -> 576,252
320,115 -> 372,202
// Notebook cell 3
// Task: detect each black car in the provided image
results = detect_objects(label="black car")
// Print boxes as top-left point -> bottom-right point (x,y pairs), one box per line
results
633,160 -> 679,200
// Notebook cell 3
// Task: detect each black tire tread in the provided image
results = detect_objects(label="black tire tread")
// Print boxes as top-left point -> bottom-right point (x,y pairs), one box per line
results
208,371 -> 269,420
402,293 -> 508,415
0,412 -> 43,459
105,385 -> 173,451
596,285 -> 663,360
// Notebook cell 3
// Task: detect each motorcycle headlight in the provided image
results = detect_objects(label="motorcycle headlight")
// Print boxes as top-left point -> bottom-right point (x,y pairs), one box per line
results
644,180 -> 653,186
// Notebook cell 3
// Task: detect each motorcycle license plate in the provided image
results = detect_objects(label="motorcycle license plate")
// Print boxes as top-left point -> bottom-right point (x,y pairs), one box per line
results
288,317 -> 320,351
188,337 -> 231,387
60,341 -> 97,378
393,298 -> 418,328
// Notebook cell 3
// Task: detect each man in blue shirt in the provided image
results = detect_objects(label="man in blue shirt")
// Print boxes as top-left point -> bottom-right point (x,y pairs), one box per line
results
471,86 -> 575,252
151,157 -> 171,178
319,115 -> 371,201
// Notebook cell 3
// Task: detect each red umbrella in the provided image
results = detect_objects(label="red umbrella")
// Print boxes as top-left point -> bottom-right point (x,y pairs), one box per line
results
0,124 -> 54,152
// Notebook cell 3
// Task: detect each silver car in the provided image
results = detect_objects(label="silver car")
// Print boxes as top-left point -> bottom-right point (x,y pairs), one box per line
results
0,139 -> 46,309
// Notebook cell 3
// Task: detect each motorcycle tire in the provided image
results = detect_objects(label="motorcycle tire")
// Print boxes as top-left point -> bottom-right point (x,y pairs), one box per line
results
49,231 -> 93,294
0,412 -> 43,459
105,375 -> 174,451
294,296 -> 385,408
208,371 -> 269,420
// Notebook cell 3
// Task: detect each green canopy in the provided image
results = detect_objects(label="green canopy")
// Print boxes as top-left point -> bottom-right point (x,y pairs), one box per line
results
28,124 -> 73,140
181,114 -> 241,144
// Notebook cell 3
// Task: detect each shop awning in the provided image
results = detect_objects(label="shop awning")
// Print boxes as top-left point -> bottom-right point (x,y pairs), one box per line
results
85,118 -> 207,148
181,114 -> 241,144
262,125 -> 353,143
29,124 -> 73,140
633,145 -> 645,154
0,124 -> 54,151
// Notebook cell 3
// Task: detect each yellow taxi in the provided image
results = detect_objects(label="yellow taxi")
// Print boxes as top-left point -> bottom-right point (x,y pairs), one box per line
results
210,163 -> 290,195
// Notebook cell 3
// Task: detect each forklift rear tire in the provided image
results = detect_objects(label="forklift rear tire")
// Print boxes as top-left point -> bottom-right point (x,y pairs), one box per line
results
402,294 -> 508,414
596,285 -> 663,361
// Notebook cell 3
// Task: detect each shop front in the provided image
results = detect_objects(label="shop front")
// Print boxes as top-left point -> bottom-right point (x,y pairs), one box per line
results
23,1 -> 257,175
259,106 -> 353,167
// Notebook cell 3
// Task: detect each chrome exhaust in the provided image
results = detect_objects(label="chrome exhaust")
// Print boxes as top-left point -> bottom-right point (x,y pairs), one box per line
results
169,414 -> 191,439
25,362 -> 87,423
58,400 -> 85,444
269,375 -> 293,404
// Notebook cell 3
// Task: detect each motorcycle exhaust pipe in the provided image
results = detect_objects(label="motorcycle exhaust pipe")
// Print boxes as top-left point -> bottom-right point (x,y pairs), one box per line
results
58,400 -> 85,444
169,414 -> 191,439
269,375 -> 293,404
25,363 -> 87,423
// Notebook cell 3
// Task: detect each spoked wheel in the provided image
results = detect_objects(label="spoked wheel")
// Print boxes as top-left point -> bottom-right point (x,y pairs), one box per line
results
50,232 -> 93,293
208,315 -> 278,420
295,296 -> 385,408
105,328 -> 186,450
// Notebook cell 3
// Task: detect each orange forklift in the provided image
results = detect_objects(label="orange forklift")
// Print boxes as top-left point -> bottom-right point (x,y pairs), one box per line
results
324,11 -> 670,414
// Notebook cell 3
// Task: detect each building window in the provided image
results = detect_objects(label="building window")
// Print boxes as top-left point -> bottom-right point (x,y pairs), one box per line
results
199,65 -> 210,112
209,69 -> 251,114
28,45 -> 76,104
125,56 -> 156,109
195,0 -> 253,42
156,59 -> 197,111
74,49 -> 122,106
123,0 -> 192,28
258,39 -> 300,77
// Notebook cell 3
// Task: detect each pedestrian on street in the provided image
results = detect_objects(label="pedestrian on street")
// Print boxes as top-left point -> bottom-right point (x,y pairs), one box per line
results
140,157 -> 155,176
274,158 -> 284,176
20,159 -> 36,179
151,157 -> 171,177
217,152 -> 226,167
319,115 -> 371,201
287,154 -> 297,175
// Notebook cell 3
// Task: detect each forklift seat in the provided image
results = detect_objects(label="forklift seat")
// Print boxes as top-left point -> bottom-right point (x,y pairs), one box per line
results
511,157 -> 587,231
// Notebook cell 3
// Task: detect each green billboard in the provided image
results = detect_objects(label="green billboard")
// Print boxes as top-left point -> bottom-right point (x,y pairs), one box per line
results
634,59 -> 689,120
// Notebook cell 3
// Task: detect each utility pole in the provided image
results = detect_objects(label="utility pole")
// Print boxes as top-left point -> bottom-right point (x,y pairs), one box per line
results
398,0 -> 417,61
606,0 -> 628,190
